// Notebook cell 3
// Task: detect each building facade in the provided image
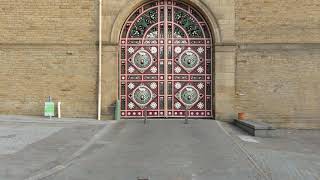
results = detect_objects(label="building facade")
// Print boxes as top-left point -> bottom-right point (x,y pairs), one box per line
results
0,0 -> 319,128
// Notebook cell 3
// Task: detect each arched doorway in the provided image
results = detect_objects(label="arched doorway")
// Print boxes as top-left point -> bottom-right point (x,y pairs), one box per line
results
119,0 -> 214,118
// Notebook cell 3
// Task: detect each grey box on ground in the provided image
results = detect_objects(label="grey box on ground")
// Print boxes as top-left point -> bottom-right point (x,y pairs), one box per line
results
233,119 -> 276,137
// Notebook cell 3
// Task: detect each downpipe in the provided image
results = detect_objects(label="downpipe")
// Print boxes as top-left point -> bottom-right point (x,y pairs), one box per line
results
97,0 -> 102,120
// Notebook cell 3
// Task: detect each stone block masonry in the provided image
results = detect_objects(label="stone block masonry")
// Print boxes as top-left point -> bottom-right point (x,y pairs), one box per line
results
235,0 -> 320,128
0,0 -> 98,44
0,45 -> 98,117
0,0 -> 99,118
235,44 -> 320,129
235,0 -> 320,43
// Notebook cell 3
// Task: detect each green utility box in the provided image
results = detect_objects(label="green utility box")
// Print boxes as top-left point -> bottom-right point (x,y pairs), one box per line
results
44,102 -> 55,117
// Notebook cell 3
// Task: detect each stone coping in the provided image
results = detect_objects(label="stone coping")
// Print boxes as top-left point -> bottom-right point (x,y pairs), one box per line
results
233,119 -> 276,137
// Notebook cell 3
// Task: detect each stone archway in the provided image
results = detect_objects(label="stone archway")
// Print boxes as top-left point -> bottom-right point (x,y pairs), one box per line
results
110,0 -> 222,45
101,0 -> 236,121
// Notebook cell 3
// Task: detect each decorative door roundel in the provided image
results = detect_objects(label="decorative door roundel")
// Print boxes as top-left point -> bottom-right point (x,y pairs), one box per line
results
178,49 -> 200,73
119,0 -> 214,118
132,50 -> 153,72
131,85 -> 156,108
176,85 -> 201,108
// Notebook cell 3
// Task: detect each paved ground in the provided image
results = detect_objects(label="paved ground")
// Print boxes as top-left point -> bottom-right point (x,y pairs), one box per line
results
43,120 -> 261,180
0,115 -> 110,180
0,116 -> 319,180
223,123 -> 320,180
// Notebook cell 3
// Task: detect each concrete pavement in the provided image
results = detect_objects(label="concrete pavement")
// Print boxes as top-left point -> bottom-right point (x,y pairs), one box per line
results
0,116 -> 319,180
0,115 -> 110,180
43,120 -> 263,180
222,123 -> 320,180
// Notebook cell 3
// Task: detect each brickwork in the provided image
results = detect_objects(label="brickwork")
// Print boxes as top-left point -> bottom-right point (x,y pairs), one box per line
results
0,0 -> 97,44
0,45 -> 98,117
0,0 -> 98,118
235,0 -> 320,128
236,45 -> 320,129
236,0 -> 320,43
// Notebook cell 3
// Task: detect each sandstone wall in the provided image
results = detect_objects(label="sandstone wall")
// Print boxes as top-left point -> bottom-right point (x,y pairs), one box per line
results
235,0 -> 320,128
0,0 -> 98,118
235,45 -> 320,129
236,0 -> 320,43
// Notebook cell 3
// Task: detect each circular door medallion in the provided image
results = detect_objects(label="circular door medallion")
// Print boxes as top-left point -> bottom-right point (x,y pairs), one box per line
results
131,85 -> 155,108
178,49 -> 200,73
176,85 -> 201,108
132,50 -> 152,72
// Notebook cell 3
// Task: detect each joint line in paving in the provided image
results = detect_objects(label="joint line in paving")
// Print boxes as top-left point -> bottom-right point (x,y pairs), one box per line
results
216,121 -> 271,180
24,121 -> 118,180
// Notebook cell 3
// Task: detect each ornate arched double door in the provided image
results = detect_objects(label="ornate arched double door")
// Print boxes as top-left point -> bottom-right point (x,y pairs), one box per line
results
119,0 -> 214,118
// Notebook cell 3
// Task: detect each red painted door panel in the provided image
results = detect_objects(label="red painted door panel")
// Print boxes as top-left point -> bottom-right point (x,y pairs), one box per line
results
120,0 -> 213,118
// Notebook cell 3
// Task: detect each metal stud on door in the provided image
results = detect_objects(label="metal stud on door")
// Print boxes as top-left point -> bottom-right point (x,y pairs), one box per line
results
120,0 -> 213,118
